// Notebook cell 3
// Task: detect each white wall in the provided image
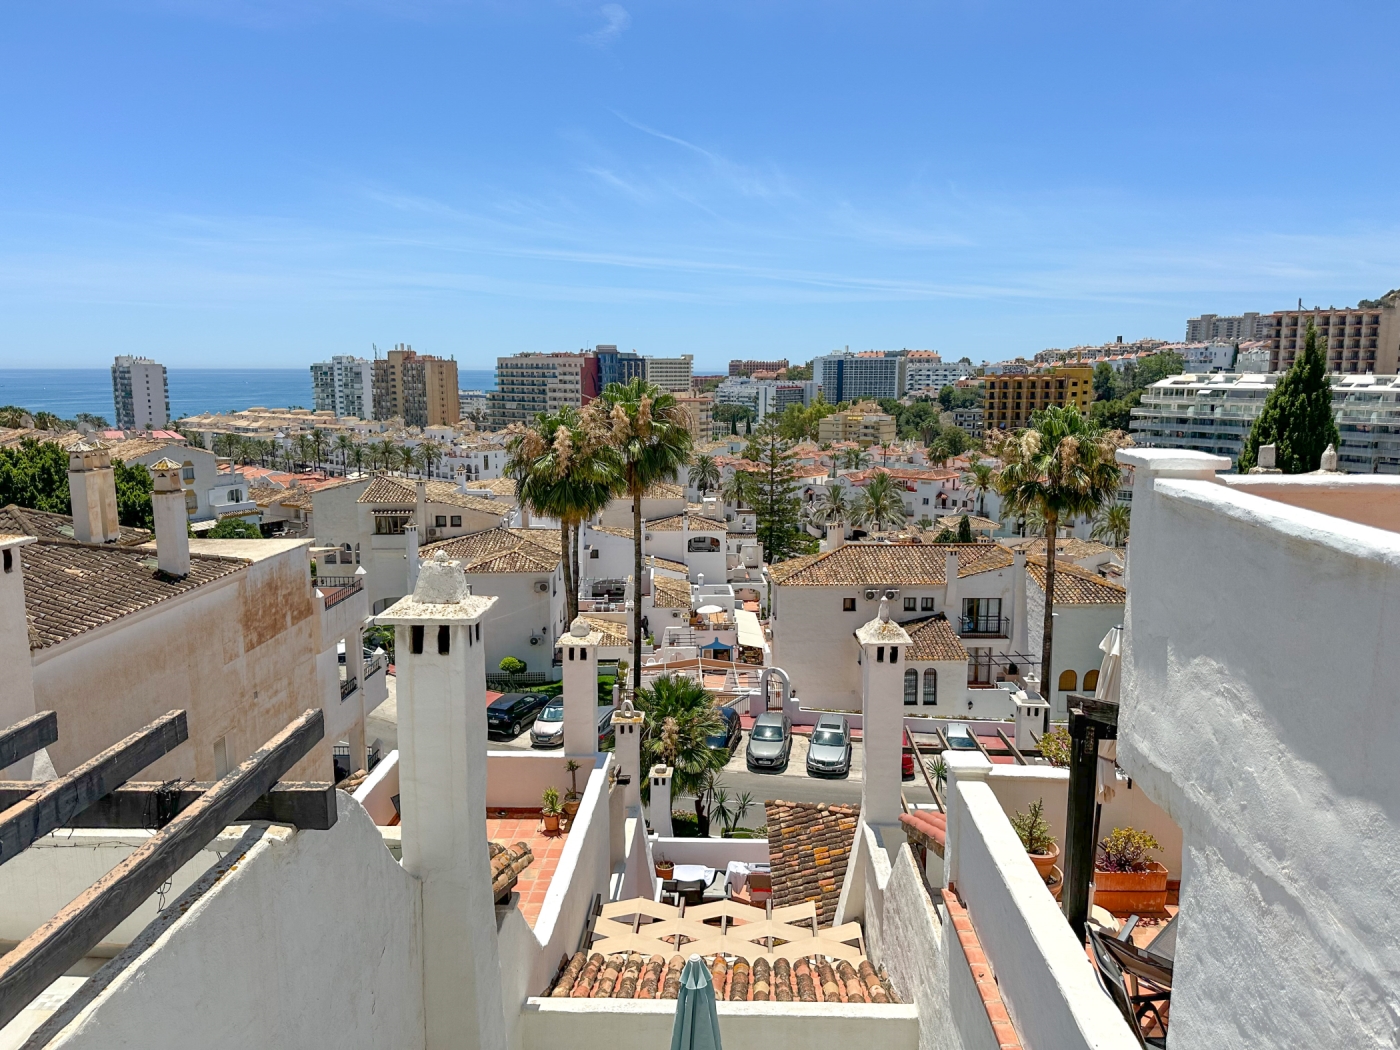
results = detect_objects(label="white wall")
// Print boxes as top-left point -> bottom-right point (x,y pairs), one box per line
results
1025,588 -> 1123,718
485,751 -> 586,808
40,796 -> 425,1050
1118,450 -> 1400,1050
471,570 -> 565,679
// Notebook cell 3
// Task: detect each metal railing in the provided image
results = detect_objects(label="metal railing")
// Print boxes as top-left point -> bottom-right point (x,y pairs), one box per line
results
485,671 -> 548,690
959,615 -> 1011,638
339,676 -> 358,700
319,575 -> 363,610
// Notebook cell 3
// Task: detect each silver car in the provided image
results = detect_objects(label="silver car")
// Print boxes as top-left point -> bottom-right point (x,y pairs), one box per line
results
806,714 -> 852,777
746,712 -> 792,771
530,699 -> 565,748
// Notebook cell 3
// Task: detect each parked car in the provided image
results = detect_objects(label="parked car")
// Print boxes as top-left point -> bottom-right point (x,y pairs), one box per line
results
487,692 -> 550,739
806,714 -> 853,777
531,699 -> 616,750
705,706 -> 743,756
902,728 -> 915,780
944,722 -> 981,751
746,712 -> 792,772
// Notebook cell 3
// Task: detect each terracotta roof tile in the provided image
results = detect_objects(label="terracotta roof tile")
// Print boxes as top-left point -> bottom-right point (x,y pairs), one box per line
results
768,542 -> 1012,586
764,799 -> 861,927
357,475 -> 506,515
421,527 -> 561,574
646,554 -> 687,575
651,575 -> 691,609
0,504 -> 152,547
903,616 -> 969,662
1025,557 -> 1126,604
646,512 -> 727,532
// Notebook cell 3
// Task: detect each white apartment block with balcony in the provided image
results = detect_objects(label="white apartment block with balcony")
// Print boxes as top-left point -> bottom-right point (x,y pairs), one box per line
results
111,355 -> 169,430
1185,311 -> 1272,343
713,376 -> 814,420
1133,371 -> 1400,473
488,353 -> 588,429
310,355 -> 374,418
642,353 -> 693,392
905,355 -> 973,393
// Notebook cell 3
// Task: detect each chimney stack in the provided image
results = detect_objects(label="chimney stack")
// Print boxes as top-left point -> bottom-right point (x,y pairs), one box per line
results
559,618 -> 602,757
150,458 -> 190,577
67,441 -> 121,544
856,595 -> 913,834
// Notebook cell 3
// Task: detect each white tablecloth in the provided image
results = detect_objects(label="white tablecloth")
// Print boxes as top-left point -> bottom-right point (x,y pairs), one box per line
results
672,864 -> 714,885
725,860 -> 771,896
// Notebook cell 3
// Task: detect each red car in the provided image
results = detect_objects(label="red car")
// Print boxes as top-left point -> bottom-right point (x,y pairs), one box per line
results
902,729 -> 916,780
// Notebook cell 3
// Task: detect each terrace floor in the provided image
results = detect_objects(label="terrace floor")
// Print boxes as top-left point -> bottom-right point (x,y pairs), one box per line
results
487,809 -> 569,928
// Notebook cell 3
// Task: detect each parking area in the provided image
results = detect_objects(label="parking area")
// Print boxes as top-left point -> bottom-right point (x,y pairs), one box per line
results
724,733 -> 866,781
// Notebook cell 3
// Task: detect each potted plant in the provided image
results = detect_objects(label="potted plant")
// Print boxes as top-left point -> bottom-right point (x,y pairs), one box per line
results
654,853 -> 674,880
1010,798 -> 1060,880
1093,827 -> 1167,914
541,786 -> 564,834
1037,725 -> 1072,767
563,759 -> 582,821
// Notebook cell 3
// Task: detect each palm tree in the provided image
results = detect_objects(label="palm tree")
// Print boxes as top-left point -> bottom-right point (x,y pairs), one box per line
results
688,454 -> 720,497
720,469 -> 752,509
372,439 -> 396,473
634,673 -> 726,820
996,405 -> 1121,718
964,462 -> 996,518
416,441 -> 442,480
348,441 -> 365,477
334,433 -> 355,476
587,378 -> 694,689
811,484 -> 852,534
852,470 -> 907,533
397,444 -> 416,477
840,447 -> 872,471
1092,503 -> 1131,548
506,408 -> 620,623
309,427 -> 328,474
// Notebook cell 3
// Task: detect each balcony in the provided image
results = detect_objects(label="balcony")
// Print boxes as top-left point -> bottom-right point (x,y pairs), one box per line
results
319,575 -> 363,610
339,675 -> 358,700
959,615 -> 1010,638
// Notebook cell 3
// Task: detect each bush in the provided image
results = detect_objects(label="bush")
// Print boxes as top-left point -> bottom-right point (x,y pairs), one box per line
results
1038,725 -> 1072,767
207,517 -> 262,539
1098,826 -> 1160,872
498,656 -> 527,675
1009,798 -> 1055,855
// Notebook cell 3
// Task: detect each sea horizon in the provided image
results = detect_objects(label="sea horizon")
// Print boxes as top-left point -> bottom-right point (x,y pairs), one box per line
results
0,367 -> 498,424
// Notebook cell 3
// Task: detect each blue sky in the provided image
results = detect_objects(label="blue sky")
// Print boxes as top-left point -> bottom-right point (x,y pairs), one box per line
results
2,0 -> 1399,372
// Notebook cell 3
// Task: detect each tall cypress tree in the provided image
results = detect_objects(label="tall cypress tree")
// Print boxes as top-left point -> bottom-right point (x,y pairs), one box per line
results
743,424 -> 817,563
1239,319 -> 1339,473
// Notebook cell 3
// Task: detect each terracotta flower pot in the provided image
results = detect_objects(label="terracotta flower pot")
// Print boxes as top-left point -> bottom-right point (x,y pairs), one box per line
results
542,813 -> 561,833
655,863 -> 674,880
562,798 -> 581,821
1028,840 -> 1060,881
1093,861 -> 1169,915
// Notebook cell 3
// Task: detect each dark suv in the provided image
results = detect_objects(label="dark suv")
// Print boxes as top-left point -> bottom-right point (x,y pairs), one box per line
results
486,692 -> 550,739
705,706 -> 743,757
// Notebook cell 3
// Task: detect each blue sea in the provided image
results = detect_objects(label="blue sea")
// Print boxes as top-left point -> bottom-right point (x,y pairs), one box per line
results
0,368 -> 497,424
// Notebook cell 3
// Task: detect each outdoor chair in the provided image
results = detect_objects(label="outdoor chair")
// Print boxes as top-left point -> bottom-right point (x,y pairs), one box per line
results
1088,928 -> 1170,1049
1144,912 -> 1177,964
676,879 -> 708,906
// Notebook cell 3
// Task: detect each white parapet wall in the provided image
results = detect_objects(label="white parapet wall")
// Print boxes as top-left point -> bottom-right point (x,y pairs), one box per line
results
353,748 -> 401,825
519,997 -> 919,1050
487,751 -> 590,809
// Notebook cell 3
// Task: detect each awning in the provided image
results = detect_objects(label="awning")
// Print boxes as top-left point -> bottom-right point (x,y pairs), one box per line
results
371,508 -> 413,516
734,609 -> 766,650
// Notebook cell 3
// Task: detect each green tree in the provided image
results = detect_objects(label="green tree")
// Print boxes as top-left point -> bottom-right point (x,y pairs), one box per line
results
963,462 -> 996,517
207,516 -> 262,539
720,468 -> 753,509
1091,503 -> 1131,547
1092,362 -> 1117,402
507,407 -> 620,624
499,656 -> 527,675
1130,351 -> 1186,389
956,514 -> 974,543
1238,320 -> 1339,473
688,453 -> 720,496
416,440 -> 442,480
334,433 -> 355,475
113,460 -> 154,529
741,424 -> 815,563
589,378 -> 694,688
810,483 -> 852,530
0,438 -> 70,513
634,673 -> 726,812
839,447 -> 871,471
852,470 -> 907,533
939,385 -> 981,411
309,427 -> 328,473
996,405 -> 1121,713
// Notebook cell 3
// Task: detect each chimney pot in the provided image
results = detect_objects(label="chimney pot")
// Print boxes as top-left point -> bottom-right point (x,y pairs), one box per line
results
149,458 -> 190,577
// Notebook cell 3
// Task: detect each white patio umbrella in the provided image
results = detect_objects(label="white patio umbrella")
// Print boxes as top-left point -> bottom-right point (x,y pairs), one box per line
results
1094,626 -> 1123,802
695,604 -> 725,616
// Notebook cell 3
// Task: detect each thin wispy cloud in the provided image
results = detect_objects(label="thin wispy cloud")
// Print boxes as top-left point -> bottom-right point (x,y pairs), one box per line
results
582,3 -> 630,47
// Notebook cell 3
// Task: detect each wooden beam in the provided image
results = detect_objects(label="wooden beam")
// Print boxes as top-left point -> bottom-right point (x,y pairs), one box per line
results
0,782 -> 337,831
0,709 -> 326,1034
995,728 -> 1028,765
0,711 -> 58,770
0,711 -> 188,867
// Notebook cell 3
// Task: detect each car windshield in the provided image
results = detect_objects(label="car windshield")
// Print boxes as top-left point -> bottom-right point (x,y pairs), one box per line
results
539,704 -> 564,722
751,725 -> 784,741
812,729 -> 845,747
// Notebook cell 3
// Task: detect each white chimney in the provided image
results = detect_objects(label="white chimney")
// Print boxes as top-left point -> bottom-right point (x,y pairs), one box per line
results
1011,550 -> 1028,655
649,765 -> 674,837
67,441 -> 121,544
150,458 -> 190,578
855,595 -> 913,834
612,699 -> 644,812
456,466 -> 469,493
825,521 -> 845,552
375,552 -> 504,1050
944,549 -> 960,626
560,617 -> 601,757
0,536 -> 40,778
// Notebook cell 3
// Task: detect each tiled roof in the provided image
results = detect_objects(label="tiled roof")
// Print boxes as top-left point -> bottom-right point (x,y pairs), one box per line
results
105,437 -> 183,462
20,538 -> 247,650
844,467 -> 959,484
651,575 -> 691,609
768,542 -> 1012,586
765,800 -> 861,927
643,481 -> 685,499
580,615 -> 629,646
421,527 -> 561,574
591,525 -> 634,539
903,616 -> 969,662
646,554 -> 687,575
357,475 -> 505,515
647,512 -> 727,532
462,477 -> 517,497
1026,558 -> 1126,605
1004,536 -> 1117,560
0,428 -> 85,450
0,504 -> 152,546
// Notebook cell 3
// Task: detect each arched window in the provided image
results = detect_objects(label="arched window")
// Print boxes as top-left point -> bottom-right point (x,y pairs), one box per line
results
1083,669 -> 1100,692
1058,669 -> 1078,692
923,668 -> 938,705
903,669 -> 918,705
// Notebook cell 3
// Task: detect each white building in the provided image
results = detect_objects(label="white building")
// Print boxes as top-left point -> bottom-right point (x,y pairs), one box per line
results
311,355 -> 375,418
1179,342 -> 1236,372
713,377 -> 814,421
642,354 -> 693,393
106,436 -> 257,524
1023,557 -> 1126,717
905,356 -> 972,393
834,467 -> 970,523
111,355 -> 169,430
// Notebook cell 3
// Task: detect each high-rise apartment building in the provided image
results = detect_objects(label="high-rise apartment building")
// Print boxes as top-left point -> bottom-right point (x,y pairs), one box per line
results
1185,313 -> 1272,343
594,345 -> 645,390
111,356 -> 169,431
371,345 -> 460,427
816,409 -> 897,447
713,377 -> 815,420
815,352 -> 906,403
982,365 -> 1093,432
905,352 -> 973,393
488,352 -> 596,430
671,396 -> 714,442
643,354 -> 694,393
310,355 -> 374,418
1264,293 -> 1400,375
728,358 -> 789,377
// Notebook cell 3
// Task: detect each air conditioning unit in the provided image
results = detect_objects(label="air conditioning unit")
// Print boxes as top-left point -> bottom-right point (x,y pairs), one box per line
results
534,580 -> 550,593
884,588 -> 900,601
863,589 -> 878,601
529,635 -> 541,646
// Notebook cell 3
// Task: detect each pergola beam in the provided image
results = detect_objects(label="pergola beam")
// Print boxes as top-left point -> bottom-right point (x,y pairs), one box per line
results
0,711 -> 188,867
0,781 -> 337,831
0,711 -> 58,770
0,709 -> 326,1034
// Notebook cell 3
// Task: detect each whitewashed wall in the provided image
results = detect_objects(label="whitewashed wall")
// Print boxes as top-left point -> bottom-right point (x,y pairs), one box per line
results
1119,450 -> 1400,1050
